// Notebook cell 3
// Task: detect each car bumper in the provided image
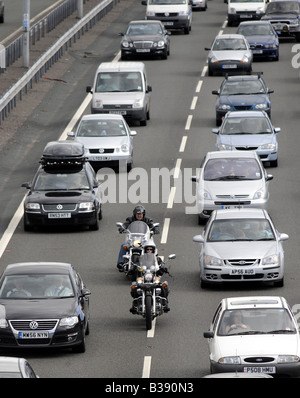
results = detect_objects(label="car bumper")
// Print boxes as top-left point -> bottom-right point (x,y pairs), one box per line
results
192,1 -> 206,9
209,61 -> 252,76
228,13 -> 264,25
210,360 -> 300,377
91,108 -> 146,122
145,15 -> 190,30
252,48 -> 279,59
121,47 -> 167,58
24,210 -> 98,228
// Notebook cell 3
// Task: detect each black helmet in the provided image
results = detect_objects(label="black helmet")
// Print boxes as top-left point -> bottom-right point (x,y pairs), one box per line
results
133,205 -> 146,218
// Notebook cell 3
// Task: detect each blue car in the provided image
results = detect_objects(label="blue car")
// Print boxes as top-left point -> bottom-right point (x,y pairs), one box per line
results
212,110 -> 280,167
212,74 -> 274,125
237,21 -> 279,61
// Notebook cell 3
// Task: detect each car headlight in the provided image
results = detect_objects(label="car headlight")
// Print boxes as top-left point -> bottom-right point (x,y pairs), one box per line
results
261,143 -> 276,150
262,254 -> 279,265
132,99 -> 143,109
254,103 -> 268,110
265,44 -> 277,49
218,104 -> 231,111
229,7 -> 236,13
121,144 -> 129,152
146,11 -> 155,17
204,255 -> 222,266
157,40 -> 165,48
278,355 -> 300,363
217,144 -> 233,150
122,41 -> 129,48
218,356 -> 241,365
210,56 -> 218,63
94,99 -> 103,109
59,316 -> 79,328
79,202 -> 95,211
0,319 -> 8,328
253,189 -> 263,199
179,10 -> 188,15
25,203 -> 41,210
241,55 -> 249,63
256,7 -> 264,13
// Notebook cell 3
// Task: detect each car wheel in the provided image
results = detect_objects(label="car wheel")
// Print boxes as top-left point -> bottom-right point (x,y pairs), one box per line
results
24,217 -> 33,232
161,49 -> 168,60
198,214 -> 207,225
270,159 -> 278,167
274,277 -> 284,287
208,66 -> 213,76
90,215 -> 99,231
72,332 -> 86,353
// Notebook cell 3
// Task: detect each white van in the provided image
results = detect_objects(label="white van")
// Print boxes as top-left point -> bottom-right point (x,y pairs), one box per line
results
227,0 -> 268,26
141,0 -> 192,35
86,62 -> 152,126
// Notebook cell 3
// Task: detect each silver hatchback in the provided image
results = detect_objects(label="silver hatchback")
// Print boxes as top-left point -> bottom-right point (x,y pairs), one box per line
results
192,150 -> 273,224
193,208 -> 288,287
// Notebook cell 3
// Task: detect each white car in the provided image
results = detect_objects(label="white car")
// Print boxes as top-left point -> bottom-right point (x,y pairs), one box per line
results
193,208 -> 288,288
68,114 -> 136,172
191,150 -> 273,224
203,296 -> 300,377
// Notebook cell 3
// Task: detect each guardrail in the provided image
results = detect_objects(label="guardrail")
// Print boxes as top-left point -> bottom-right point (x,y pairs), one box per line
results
0,0 -> 120,124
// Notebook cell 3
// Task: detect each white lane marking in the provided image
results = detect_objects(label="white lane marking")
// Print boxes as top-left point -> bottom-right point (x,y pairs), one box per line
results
167,186 -> 176,209
160,218 -> 170,244
196,80 -> 203,93
147,318 -> 156,338
185,115 -> 193,130
179,136 -> 187,152
201,66 -> 208,77
173,158 -> 182,179
190,96 -> 198,110
142,356 -> 152,378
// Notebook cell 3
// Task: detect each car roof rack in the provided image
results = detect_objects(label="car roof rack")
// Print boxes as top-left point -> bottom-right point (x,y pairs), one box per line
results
40,141 -> 87,167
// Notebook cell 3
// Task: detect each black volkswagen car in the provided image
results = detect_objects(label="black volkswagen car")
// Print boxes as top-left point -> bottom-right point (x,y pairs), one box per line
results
0,262 -> 91,353
22,141 -> 103,231
120,20 -> 171,60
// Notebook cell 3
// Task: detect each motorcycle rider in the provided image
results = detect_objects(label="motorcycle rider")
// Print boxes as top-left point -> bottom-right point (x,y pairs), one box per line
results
117,205 -> 159,271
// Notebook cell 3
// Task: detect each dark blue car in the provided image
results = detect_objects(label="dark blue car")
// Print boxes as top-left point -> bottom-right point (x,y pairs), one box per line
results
237,21 -> 279,61
212,74 -> 274,126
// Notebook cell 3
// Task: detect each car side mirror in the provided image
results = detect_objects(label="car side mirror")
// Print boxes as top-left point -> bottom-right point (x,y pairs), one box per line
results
212,90 -> 219,95
67,131 -> 75,138
211,128 -> 219,134
86,85 -> 92,93
21,182 -> 31,189
147,85 -> 152,93
268,89 -> 274,94
81,288 -> 91,297
193,235 -> 205,243
266,174 -> 273,181
274,127 -> 280,133
203,331 -> 214,338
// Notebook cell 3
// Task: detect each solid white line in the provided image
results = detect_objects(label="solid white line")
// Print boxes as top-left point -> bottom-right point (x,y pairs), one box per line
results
142,356 -> 152,378
179,136 -> 187,152
185,115 -> 193,130
196,80 -> 203,93
160,218 -> 170,244
167,186 -> 176,209
190,96 -> 198,110
174,158 -> 182,179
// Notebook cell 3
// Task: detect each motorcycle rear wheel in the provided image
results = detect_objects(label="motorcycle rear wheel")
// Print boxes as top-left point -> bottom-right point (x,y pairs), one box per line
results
145,295 -> 152,330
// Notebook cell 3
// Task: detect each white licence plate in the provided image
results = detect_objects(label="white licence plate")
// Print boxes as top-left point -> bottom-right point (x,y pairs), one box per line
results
164,22 -> 174,25
253,50 -> 263,54
89,156 -> 112,161
222,64 -> 237,69
136,49 -> 150,53
244,366 -> 276,374
18,331 -> 49,339
48,213 -> 71,219
240,14 -> 253,18
230,269 -> 255,275
221,205 -> 244,209
109,110 -> 126,115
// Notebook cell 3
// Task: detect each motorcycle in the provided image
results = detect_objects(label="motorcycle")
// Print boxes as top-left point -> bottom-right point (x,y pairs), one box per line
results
130,252 -> 176,330
116,220 -> 159,278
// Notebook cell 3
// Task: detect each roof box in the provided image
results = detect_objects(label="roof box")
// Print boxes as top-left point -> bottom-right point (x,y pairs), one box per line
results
41,141 -> 86,166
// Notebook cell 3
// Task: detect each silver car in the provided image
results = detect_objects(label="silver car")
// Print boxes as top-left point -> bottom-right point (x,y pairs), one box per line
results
68,114 -> 136,172
191,150 -> 273,224
193,208 -> 288,287
205,34 -> 253,76
212,110 -> 280,167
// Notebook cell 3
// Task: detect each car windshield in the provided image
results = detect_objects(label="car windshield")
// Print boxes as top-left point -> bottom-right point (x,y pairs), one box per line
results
238,25 -> 275,36
220,80 -> 265,95
33,169 -> 90,191
0,274 -> 75,299
96,72 -> 143,93
266,1 -> 300,13
217,308 -> 297,336
76,119 -> 128,137
204,158 -> 262,180
207,219 -> 275,241
212,38 -> 247,51
221,117 -> 272,135
126,23 -> 163,35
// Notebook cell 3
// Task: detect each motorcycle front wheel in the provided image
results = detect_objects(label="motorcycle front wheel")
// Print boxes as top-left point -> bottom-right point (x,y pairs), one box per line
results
145,295 -> 152,331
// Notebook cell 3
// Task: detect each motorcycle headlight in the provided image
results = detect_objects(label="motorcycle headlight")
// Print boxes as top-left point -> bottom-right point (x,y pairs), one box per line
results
278,355 -> 300,363
218,356 -> 241,364
262,254 -> 279,265
204,255 -> 222,266
145,272 -> 153,282
59,316 -> 78,328
133,239 -> 141,247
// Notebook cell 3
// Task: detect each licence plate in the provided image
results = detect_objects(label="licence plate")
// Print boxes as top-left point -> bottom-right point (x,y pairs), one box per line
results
221,205 -> 244,209
136,49 -> 150,53
89,156 -> 112,161
253,50 -> 263,54
18,331 -> 49,339
230,269 -> 255,275
48,213 -> 71,219
222,64 -> 237,69
240,14 -> 253,18
109,110 -> 126,115
274,24 -> 283,31
244,366 -> 276,374
164,22 -> 174,26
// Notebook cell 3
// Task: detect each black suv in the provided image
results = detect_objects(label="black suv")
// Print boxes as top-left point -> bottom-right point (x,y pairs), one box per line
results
261,0 -> 300,42
22,141 -> 103,231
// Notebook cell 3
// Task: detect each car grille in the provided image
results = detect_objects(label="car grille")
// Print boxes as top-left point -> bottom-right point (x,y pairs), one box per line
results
226,259 -> 258,266
216,194 -> 249,199
235,146 -> 258,150
250,44 -> 264,50
10,319 -> 59,330
234,105 -> 253,111
42,204 -> 77,211
156,12 -> 178,17
244,357 -> 275,363
270,20 -> 292,25
133,41 -> 154,49
103,104 -> 132,110
89,148 -> 114,154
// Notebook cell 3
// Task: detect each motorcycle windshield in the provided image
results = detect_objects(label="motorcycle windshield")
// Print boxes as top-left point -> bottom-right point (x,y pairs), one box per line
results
140,253 -> 157,269
127,221 -> 149,234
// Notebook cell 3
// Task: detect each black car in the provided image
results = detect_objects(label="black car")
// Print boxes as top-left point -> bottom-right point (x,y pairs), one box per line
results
119,20 -> 171,60
261,0 -> 300,42
0,262 -> 91,353
22,141 -> 103,231
212,74 -> 274,125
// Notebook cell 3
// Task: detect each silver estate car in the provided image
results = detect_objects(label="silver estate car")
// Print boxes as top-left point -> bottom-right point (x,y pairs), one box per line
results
68,114 -> 136,172
191,151 -> 273,224
193,208 -> 288,288
205,34 -> 253,76
212,110 -> 280,167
